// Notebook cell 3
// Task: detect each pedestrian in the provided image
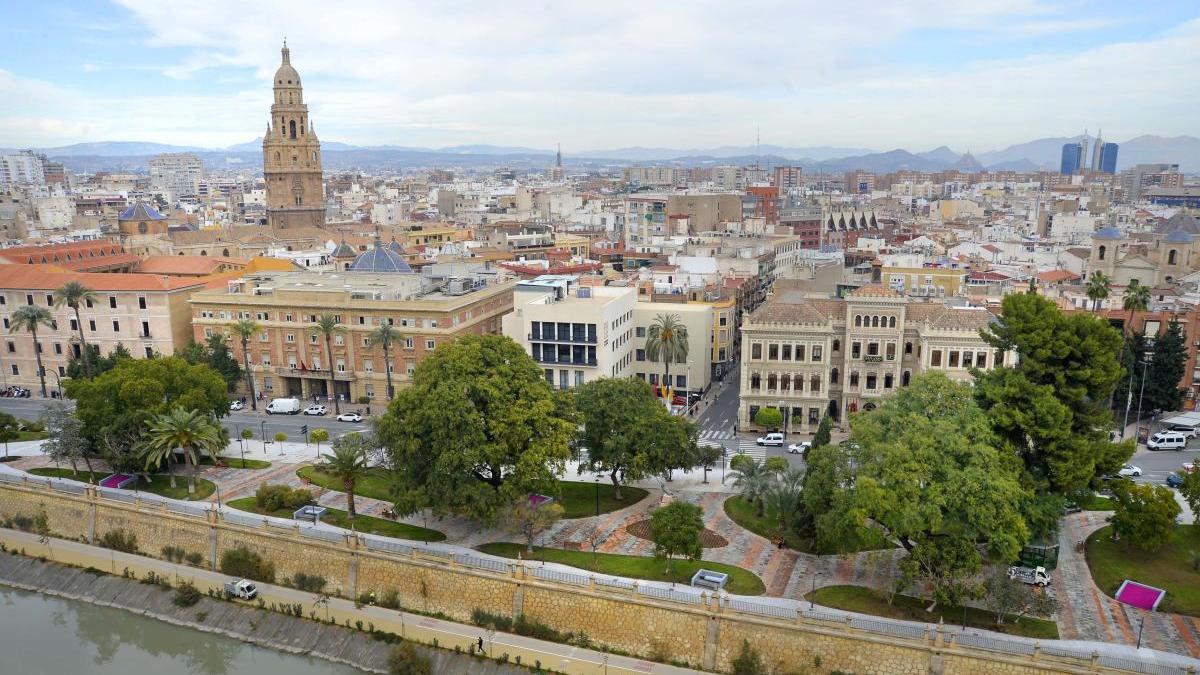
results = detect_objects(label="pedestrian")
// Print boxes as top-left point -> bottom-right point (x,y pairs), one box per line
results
477,636 -> 484,652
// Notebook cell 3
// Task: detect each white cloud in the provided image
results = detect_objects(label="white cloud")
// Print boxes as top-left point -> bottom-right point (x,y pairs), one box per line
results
2,2 -> 1196,150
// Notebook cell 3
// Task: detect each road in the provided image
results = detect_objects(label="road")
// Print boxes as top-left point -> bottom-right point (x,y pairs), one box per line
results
693,364 -> 808,471
0,397 -> 372,442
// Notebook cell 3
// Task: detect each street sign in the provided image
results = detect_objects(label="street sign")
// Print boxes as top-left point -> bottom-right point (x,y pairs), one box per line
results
300,425 -> 308,434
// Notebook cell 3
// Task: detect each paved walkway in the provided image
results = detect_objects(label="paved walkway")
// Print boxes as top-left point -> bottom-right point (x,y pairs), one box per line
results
1055,511 -> 1200,660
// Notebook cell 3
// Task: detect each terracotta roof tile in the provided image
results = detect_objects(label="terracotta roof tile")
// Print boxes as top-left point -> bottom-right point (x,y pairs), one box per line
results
0,265 -> 205,292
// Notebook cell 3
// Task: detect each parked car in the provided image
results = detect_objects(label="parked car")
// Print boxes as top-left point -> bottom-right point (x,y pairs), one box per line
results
787,441 -> 811,455
1166,473 -> 1185,488
1146,431 -> 1188,451
223,579 -> 258,600
265,397 -> 301,415
1167,424 -> 1200,439
1183,461 -> 1198,474
303,404 -> 327,416
756,432 -> 784,447
229,400 -> 244,411
336,411 -> 363,423
1118,464 -> 1142,478
1007,565 -> 1051,587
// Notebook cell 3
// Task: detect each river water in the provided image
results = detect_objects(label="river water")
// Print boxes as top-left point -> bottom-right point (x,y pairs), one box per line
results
0,586 -> 365,675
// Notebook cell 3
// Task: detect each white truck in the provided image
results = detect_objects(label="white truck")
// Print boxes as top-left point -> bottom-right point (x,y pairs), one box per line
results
265,397 -> 301,415
223,579 -> 259,600
1007,565 -> 1050,587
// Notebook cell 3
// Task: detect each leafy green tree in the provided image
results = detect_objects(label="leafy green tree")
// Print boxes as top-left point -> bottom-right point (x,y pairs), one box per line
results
367,322 -> 401,399
841,373 -> 1029,608
980,566 -> 1057,626
1086,271 -> 1111,312
66,343 -> 132,379
227,319 -> 261,410
763,456 -> 789,474
10,305 -> 53,397
0,412 -> 18,459
179,334 -> 241,392
800,442 -> 866,552
763,468 -> 805,535
310,428 -> 329,454
1110,480 -> 1181,551
697,444 -> 722,484
274,431 -> 287,444
40,400 -> 93,478
321,433 -> 371,520
645,313 -> 689,396
976,292 -> 1131,516
649,501 -> 704,580
1145,319 -> 1187,414
67,356 -> 229,472
377,335 -> 574,523
753,407 -> 782,431
812,414 -> 832,448
504,498 -> 565,553
53,281 -> 96,377
141,408 -> 224,494
310,314 -> 346,414
575,377 -> 697,499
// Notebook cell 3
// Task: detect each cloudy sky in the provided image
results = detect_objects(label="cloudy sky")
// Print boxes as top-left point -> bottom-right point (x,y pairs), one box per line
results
1,0 -> 1198,152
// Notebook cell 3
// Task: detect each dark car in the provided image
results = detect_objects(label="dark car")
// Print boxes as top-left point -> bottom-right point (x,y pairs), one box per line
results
1166,473 -> 1185,488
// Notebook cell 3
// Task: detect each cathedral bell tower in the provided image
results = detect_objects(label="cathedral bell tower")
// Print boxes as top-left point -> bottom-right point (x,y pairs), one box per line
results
263,41 -> 325,229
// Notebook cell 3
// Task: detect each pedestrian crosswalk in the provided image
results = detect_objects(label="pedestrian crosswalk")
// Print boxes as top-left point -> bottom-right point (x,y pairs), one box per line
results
734,441 -> 768,462
698,428 -> 734,442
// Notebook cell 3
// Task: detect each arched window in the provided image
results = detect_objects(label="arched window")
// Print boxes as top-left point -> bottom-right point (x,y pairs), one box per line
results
810,376 -> 821,393
854,315 -> 862,327
137,222 -> 147,234
200,250 -> 207,256
902,371 -> 911,386
872,316 -> 880,328
1098,245 -> 1106,261
767,374 -> 777,391
274,152 -> 280,163
1169,249 -> 1178,265
794,374 -> 803,391
884,374 -> 894,389
222,248 -> 230,257
888,316 -> 896,328
750,373 -> 761,390
289,120 -> 297,139
311,151 -> 317,162
830,367 -> 839,384
832,338 -> 840,352
780,374 -> 790,392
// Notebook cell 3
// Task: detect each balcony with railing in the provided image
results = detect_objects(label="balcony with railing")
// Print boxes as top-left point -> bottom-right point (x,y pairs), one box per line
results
276,366 -> 356,381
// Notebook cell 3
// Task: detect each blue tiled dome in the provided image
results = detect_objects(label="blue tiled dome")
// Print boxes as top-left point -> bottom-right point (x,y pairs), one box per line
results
1093,227 -> 1123,240
118,201 -> 167,221
350,237 -> 414,274
1166,230 -> 1194,244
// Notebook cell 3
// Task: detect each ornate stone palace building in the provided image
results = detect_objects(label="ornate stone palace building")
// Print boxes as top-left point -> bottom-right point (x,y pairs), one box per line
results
263,41 -> 325,229
738,284 -> 1009,435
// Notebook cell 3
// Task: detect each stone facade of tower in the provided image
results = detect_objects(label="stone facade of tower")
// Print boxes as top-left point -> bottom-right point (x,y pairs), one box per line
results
263,42 -> 325,229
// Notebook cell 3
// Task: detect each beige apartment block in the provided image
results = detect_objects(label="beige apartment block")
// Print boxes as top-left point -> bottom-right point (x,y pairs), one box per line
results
631,300 -> 712,396
738,284 -> 1007,435
0,266 -> 203,393
190,268 -> 514,402
502,275 -> 636,390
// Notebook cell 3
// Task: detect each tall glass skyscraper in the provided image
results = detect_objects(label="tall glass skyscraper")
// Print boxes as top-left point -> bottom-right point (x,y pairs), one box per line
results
1098,143 -> 1119,173
1061,142 -> 1083,174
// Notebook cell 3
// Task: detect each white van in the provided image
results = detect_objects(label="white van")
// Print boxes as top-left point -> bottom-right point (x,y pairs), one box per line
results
756,432 -> 784,447
1147,431 -> 1188,451
265,397 -> 301,415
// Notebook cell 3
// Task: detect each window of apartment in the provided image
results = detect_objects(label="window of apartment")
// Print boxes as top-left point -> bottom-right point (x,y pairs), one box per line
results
885,374 -> 894,389
109,296 -> 117,309
25,294 -> 32,306
4,341 -> 12,354
676,374 -> 686,388
867,342 -> 879,357
905,341 -> 913,355
849,371 -> 859,387
949,351 -> 960,368
559,370 -> 569,390
831,339 -> 840,353
406,364 -> 415,376
144,346 -> 154,358
53,343 -> 62,355
405,337 -> 414,349
886,343 -> 896,360
112,320 -> 120,332
719,315 -> 727,326
781,344 -> 792,361
830,367 -> 839,384
259,331 -> 269,342
636,349 -> 645,362
89,320 -> 96,332
140,321 -> 149,337
9,364 -> 16,376
812,345 -> 822,362
768,343 -> 779,360
751,343 -> 762,360
994,350 -> 1003,367
750,373 -> 760,390
336,360 -> 345,372
575,370 -> 585,386
285,333 -> 295,343
334,335 -> 344,346
261,352 -> 270,366
284,313 -> 293,322
45,294 -> 53,306
364,360 -> 374,373
810,375 -> 821,392
1,319 -> 7,330
866,374 -> 877,390
851,342 -> 861,359
931,350 -> 942,367
138,296 -> 147,310
0,296 -> 5,305
426,339 -> 436,350
766,373 -> 777,391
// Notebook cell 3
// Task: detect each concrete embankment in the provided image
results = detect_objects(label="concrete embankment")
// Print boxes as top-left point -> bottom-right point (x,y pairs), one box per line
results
0,550 -> 527,675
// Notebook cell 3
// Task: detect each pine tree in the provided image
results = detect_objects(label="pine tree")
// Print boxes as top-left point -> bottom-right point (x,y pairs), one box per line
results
1145,319 -> 1187,414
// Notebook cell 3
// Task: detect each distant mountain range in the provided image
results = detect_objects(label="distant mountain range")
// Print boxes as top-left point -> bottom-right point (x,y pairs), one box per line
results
7,135 -> 1198,174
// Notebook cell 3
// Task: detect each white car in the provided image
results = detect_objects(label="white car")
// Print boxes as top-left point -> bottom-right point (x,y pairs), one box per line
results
303,404 -> 327,416
756,432 -> 784,447
787,441 -> 811,455
229,400 -> 244,411
1118,464 -> 1142,478
336,412 -> 363,423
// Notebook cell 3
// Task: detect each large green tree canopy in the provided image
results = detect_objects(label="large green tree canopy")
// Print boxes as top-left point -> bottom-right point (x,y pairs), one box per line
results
976,292 -> 1131,497
376,335 -> 575,523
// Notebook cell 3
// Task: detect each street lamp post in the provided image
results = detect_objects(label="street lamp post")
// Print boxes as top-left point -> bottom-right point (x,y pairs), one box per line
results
593,474 -> 600,518
778,399 -> 787,436
1134,354 -> 1150,445
260,420 -> 266,450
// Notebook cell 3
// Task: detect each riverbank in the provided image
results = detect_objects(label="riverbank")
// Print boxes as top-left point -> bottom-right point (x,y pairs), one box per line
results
0,550 -> 527,675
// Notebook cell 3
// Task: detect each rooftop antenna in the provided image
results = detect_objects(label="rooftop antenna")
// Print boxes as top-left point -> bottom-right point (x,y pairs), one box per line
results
755,126 -> 761,170
555,143 -> 562,168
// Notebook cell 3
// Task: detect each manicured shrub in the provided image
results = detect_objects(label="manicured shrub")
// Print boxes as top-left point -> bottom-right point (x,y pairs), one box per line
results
219,545 -> 275,583
254,483 -> 313,512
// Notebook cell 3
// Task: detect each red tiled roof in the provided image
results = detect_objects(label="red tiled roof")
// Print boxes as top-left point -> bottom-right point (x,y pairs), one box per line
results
0,265 -> 205,292
135,255 -> 250,276
1036,270 -> 1080,283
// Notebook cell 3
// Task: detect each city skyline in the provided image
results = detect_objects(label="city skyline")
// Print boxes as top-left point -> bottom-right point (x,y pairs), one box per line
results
1,1 -> 1198,151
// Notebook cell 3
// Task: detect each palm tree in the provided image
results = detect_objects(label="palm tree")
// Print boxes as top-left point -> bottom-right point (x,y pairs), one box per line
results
729,456 -> 772,516
53,281 -> 96,377
228,319 -> 261,411
1122,279 -> 1151,333
1086,271 -> 1111,312
310,314 -> 346,414
10,305 -> 54,398
141,408 -> 223,495
321,434 -> 370,521
645,313 -> 689,397
366,322 -> 400,399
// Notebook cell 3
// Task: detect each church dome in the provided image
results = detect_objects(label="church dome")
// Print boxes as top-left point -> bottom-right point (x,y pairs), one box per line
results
350,236 -> 414,274
1165,229 -> 1194,244
331,238 -> 356,258
274,43 -> 300,86
387,236 -> 404,254
1093,227 -> 1123,240
118,200 -> 167,222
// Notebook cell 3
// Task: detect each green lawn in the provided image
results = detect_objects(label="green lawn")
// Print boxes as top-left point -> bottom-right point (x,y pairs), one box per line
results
1085,524 -> 1200,616
477,542 -> 765,596
14,431 -> 48,441
808,585 -> 1059,640
1072,493 -> 1114,511
27,468 -> 215,501
724,495 -> 808,551
297,466 -> 649,519
226,497 -> 445,542
201,456 -> 271,469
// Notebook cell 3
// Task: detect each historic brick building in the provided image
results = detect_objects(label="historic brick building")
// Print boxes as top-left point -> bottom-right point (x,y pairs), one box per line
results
263,41 -> 325,230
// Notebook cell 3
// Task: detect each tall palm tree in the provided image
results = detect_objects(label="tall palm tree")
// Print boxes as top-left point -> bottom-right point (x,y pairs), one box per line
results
53,281 -> 96,377
141,408 -> 223,496
310,314 -> 346,414
1086,271 -> 1111,312
366,322 -> 400,400
1122,279 -> 1151,333
645,313 -> 689,398
10,305 -> 53,398
321,434 -> 370,520
228,319 -> 261,411
729,456 -> 772,516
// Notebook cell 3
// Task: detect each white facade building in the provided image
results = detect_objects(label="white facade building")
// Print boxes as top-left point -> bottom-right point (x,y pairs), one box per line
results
149,153 -> 203,202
